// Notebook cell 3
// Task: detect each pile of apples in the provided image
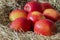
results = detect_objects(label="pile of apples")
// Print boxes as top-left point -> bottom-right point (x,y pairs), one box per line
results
9,1 -> 60,36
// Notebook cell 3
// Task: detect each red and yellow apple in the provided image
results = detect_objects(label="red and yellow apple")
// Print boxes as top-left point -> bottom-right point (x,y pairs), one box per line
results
41,2 -> 53,12
9,9 -> 27,21
27,11 -> 45,23
43,9 -> 59,22
24,1 -> 42,13
10,18 -> 31,32
34,19 -> 57,36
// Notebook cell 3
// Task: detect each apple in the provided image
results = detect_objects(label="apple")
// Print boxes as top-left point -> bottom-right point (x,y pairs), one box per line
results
27,11 -> 45,23
9,9 -> 27,21
10,18 -> 31,32
24,1 -> 42,13
34,19 -> 57,36
41,2 -> 53,12
43,9 -> 59,22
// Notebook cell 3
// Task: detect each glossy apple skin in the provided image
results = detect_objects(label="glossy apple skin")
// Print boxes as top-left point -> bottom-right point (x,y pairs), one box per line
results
10,18 -> 31,32
34,19 -> 57,36
24,1 -> 42,13
27,11 -> 45,23
43,9 -> 59,22
41,2 -> 53,12
9,9 -> 27,21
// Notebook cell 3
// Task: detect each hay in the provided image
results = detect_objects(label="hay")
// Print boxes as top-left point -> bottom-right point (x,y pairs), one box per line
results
0,24 -> 60,40
0,0 -> 60,40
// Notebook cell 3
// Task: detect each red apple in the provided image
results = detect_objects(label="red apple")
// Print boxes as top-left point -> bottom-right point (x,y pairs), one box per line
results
24,1 -> 42,13
9,9 -> 27,21
43,9 -> 59,22
34,19 -> 57,36
41,2 -> 53,12
27,11 -> 45,23
10,18 -> 31,32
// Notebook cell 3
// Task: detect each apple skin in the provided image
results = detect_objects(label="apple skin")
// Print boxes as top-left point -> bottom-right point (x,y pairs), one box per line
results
27,11 -> 45,23
24,1 -> 42,13
41,2 -> 53,12
43,9 -> 59,22
28,20 -> 34,31
34,19 -> 57,36
9,9 -> 27,21
10,18 -> 31,32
